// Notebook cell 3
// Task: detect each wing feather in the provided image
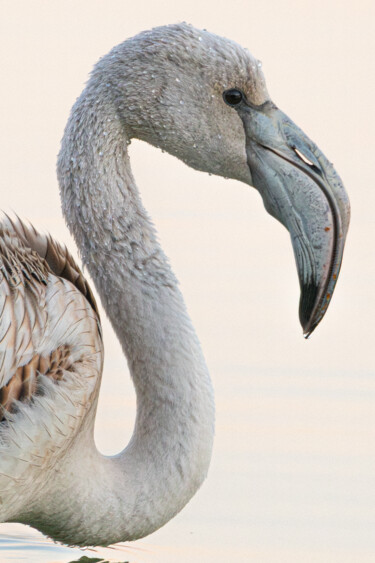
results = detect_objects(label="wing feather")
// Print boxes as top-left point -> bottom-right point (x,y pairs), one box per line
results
0,216 -> 102,420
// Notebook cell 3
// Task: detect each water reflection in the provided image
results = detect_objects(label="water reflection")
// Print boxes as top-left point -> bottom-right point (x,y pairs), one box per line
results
68,557 -> 128,563
0,524 -> 130,563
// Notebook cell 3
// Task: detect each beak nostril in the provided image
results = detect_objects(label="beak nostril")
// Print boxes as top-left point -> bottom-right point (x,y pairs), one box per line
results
293,146 -> 322,176
293,147 -> 315,167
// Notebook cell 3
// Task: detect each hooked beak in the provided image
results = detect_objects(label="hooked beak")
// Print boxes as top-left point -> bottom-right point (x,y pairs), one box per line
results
236,98 -> 350,337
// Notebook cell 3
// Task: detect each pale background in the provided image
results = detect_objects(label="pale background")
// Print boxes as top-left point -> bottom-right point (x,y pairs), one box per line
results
0,1 -> 374,562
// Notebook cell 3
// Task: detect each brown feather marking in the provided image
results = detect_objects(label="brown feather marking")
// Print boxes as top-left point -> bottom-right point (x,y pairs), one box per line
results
0,367 -> 23,412
20,355 -> 39,401
0,345 -> 73,421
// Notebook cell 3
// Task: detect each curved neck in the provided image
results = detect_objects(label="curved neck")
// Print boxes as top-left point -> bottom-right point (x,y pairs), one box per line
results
54,86 -> 215,545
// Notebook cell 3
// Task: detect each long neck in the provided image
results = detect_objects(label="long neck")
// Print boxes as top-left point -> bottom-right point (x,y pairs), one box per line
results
53,82 -> 215,545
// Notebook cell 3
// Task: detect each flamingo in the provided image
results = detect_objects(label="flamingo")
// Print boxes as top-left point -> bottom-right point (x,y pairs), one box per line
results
0,23 -> 349,546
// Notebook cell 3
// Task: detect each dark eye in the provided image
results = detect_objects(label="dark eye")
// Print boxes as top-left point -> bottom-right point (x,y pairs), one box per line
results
223,88 -> 243,107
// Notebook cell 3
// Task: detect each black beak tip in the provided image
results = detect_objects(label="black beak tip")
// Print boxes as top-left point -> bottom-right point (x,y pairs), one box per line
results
299,281 -> 320,338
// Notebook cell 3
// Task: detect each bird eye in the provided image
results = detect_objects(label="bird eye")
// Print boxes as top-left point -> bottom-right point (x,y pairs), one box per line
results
223,89 -> 243,107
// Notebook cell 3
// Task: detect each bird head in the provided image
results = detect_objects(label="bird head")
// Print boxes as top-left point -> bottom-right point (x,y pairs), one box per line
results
93,23 -> 350,335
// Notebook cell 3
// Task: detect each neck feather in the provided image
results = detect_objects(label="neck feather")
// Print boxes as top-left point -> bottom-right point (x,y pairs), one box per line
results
53,82 -> 215,545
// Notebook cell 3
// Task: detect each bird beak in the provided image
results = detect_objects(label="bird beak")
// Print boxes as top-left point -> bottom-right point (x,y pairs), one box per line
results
237,100 -> 350,337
